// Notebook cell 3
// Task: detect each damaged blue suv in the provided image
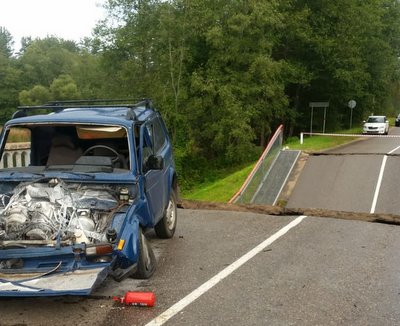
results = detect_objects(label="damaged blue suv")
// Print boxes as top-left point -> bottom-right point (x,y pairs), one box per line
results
0,99 -> 178,296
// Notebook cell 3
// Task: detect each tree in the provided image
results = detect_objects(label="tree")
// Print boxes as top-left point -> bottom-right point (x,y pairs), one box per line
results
0,27 -> 20,122
94,0 -> 192,142
50,74 -> 80,100
19,85 -> 51,105
17,37 -> 80,87
19,74 -> 80,105
181,0 -> 290,160
0,27 -> 14,57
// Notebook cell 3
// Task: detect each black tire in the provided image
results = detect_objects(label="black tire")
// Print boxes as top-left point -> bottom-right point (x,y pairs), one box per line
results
131,227 -> 156,279
154,189 -> 177,239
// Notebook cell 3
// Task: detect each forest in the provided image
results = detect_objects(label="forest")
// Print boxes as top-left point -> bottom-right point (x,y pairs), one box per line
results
1,0 -> 400,189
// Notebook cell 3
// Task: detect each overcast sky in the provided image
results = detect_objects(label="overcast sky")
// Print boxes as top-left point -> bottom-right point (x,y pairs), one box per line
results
0,0 -> 106,50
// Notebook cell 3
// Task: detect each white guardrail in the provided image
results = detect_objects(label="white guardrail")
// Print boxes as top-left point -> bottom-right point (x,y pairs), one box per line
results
1,142 -> 31,168
300,132 -> 400,144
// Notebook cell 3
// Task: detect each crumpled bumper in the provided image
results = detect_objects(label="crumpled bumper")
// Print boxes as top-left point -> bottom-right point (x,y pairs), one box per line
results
0,244 -> 113,297
0,266 -> 109,296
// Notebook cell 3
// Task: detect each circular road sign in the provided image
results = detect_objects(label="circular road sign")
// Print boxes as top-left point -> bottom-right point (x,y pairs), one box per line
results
348,100 -> 356,109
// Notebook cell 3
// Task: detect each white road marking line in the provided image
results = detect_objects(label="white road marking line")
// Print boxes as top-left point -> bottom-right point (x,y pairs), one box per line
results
145,215 -> 307,326
370,155 -> 387,214
388,144 -> 400,154
370,143 -> 400,213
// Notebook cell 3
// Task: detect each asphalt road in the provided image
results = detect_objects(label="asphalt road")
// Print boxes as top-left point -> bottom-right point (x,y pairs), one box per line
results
1,209 -> 400,326
287,127 -> 400,214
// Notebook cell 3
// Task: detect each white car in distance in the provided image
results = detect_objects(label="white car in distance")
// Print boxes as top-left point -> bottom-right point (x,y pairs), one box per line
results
362,115 -> 389,135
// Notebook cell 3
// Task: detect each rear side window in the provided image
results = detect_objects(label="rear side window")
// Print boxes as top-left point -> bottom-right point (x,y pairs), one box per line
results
146,117 -> 167,154
153,118 -> 167,153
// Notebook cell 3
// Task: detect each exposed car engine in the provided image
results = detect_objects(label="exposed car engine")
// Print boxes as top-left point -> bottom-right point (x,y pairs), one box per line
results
0,180 -> 121,244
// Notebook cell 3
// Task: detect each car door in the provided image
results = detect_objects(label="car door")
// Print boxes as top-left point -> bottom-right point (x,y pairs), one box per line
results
140,117 -> 169,225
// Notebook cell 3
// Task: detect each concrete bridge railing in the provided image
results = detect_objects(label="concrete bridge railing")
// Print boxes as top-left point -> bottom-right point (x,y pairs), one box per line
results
0,142 -> 31,168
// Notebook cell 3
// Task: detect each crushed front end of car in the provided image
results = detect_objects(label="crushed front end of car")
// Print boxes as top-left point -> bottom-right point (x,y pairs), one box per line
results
0,179 -> 145,296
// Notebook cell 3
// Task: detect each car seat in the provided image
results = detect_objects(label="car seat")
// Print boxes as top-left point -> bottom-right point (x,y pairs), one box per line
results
47,135 -> 83,165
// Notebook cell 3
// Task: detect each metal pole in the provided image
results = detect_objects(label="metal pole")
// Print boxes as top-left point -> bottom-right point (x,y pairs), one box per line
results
323,106 -> 327,133
300,132 -> 304,144
350,107 -> 353,129
310,106 -> 314,136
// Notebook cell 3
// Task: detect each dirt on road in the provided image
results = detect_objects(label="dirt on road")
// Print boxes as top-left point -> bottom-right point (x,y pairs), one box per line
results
179,199 -> 400,225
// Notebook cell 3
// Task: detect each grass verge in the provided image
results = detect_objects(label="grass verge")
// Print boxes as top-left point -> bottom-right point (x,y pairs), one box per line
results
182,163 -> 255,202
284,127 -> 363,151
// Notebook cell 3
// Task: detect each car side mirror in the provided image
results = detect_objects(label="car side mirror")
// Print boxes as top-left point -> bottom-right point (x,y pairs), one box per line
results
147,154 -> 164,170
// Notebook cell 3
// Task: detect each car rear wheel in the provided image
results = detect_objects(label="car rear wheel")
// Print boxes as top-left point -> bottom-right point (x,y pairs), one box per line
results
155,189 -> 177,239
131,227 -> 156,279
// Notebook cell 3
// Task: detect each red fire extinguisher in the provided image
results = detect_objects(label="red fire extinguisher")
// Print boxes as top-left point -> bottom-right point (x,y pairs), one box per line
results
113,292 -> 156,307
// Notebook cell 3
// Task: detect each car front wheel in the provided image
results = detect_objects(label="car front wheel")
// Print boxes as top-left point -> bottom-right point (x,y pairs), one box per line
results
131,227 -> 156,279
155,189 -> 177,239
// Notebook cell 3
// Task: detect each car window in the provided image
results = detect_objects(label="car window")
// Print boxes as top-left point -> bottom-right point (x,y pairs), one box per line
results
142,125 -> 153,172
0,127 -> 31,168
153,118 -> 167,153
367,117 -> 384,123
1,124 -> 131,170
145,118 -> 166,155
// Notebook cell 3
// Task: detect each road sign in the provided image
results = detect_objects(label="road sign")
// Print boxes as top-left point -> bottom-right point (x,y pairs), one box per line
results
309,102 -> 329,108
348,100 -> 356,128
348,100 -> 356,109
309,102 -> 329,134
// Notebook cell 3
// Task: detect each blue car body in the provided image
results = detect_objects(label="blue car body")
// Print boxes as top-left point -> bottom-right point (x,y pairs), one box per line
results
0,100 -> 177,296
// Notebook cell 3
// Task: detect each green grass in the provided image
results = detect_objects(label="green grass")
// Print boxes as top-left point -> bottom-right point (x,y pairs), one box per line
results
285,127 -> 363,151
182,163 -> 255,202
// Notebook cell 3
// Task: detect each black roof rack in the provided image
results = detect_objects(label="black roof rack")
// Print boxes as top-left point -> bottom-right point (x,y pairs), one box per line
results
12,99 -> 153,120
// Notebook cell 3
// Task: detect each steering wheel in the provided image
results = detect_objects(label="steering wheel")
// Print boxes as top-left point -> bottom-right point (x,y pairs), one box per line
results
82,145 -> 121,164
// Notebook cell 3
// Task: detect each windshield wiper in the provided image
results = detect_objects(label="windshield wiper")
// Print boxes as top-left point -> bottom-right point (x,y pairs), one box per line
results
58,172 -> 96,179
8,171 -> 46,178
